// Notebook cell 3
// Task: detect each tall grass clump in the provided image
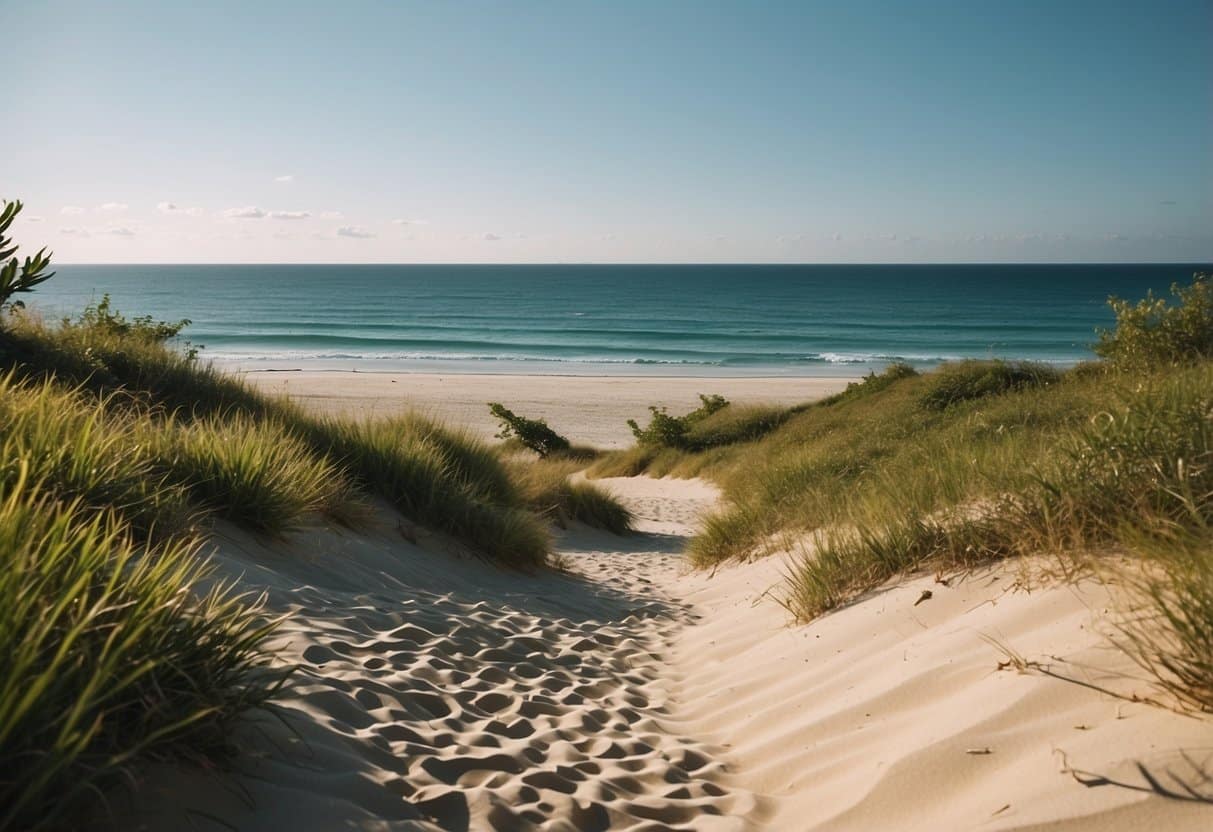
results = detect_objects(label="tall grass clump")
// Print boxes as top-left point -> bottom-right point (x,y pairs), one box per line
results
314,416 -> 550,567
0,468 -> 281,830
918,359 -> 1060,410
154,413 -> 365,534
0,372 -> 196,541
1115,529 -> 1213,713
506,456 -> 633,534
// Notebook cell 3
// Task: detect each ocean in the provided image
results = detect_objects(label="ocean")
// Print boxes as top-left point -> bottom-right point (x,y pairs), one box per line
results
29,264 -> 1210,376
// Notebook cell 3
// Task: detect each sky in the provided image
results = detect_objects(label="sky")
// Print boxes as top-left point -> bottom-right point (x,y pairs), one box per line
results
5,0 -> 1211,264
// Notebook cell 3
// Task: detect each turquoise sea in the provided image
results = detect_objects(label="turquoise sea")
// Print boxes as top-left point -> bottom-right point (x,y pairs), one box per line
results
31,264 -> 1210,376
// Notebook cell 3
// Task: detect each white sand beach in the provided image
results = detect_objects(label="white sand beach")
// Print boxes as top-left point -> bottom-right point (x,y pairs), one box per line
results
121,471 -> 1213,831
240,371 -> 857,448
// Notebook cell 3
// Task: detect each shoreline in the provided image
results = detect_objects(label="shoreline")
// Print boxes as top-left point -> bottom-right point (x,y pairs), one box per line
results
240,369 -> 858,448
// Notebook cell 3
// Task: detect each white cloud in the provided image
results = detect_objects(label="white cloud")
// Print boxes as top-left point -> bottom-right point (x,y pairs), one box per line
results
274,174 -> 294,183
158,202 -> 204,216
320,210 -> 344,219
60,227 -> 89,236
26,215 -> 44,223
60,206 -> 84,216
482,232 -> 501,241
831,233 -> 843,241
392,218 -> 429,226
104,227 -> 136,237
99,202 -> 128,213
223,206 -> 266,219
269,210 -> 311,220
336,225 -> 375,239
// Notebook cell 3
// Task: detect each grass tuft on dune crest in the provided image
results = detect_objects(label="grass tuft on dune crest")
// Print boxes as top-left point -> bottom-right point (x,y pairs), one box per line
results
0,467 -> 281,831
507,455 -> 634,535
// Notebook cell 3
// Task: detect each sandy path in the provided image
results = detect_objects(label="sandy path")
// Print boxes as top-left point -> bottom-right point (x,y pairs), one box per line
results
121,484 -> 758,831
119,478 -> 1212,831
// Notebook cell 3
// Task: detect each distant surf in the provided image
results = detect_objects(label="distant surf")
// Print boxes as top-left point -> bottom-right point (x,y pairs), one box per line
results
33,263 -> 1209,376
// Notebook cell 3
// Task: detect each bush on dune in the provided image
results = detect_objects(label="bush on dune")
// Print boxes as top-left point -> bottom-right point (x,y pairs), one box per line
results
1095,271 -> 1213,368
488,402 -> 571,458
627,393 -> 730,450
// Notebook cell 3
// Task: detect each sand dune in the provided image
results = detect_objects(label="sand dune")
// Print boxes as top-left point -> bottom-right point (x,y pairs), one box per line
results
119,477 -> 1212,831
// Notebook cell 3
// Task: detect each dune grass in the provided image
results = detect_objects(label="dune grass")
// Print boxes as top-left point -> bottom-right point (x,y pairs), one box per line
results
153,412 -> 367,534
1,310 -> 554,565
507,455 -> 634,535
0,291 -> 595,825
593,273 -> 1213,711
0,467 -> 280,831
0,372 -> 197,541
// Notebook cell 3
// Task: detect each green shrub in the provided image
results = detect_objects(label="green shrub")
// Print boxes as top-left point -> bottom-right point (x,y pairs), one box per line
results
0,199 -> 54,313
1094,272 -> 1213,368
918,359 -> 1059,410
73,293 -> 194,355
488,402 -> 570,457
0,469 -> 281,830
627,393 -> 730,449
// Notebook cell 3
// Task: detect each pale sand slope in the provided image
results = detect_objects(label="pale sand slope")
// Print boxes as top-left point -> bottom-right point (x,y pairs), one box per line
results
121,478 -> 1212,830
239,370 -> 855,448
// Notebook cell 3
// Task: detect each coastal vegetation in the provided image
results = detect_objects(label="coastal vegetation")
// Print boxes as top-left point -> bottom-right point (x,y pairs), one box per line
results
0,200 -> 630,828
591,272 -> 1213,711
489,401 -> 571,457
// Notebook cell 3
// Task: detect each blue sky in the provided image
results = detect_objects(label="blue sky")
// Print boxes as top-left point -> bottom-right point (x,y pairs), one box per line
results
5,0 -> 1210,263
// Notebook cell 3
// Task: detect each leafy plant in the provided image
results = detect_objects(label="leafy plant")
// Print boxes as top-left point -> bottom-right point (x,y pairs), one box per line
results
488,402 -> 570,457
74,293 -> 192,342
627,393 -> 730,449
1094,272 -> 1213,368
0,200 -> 54,313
